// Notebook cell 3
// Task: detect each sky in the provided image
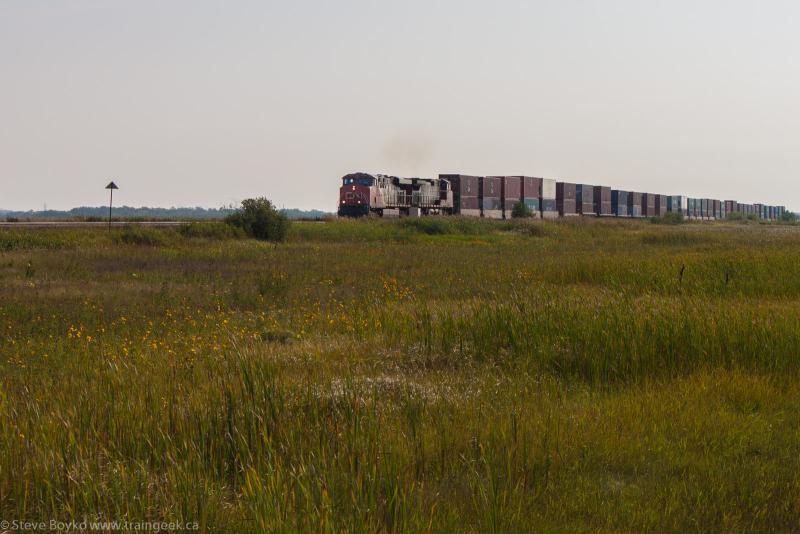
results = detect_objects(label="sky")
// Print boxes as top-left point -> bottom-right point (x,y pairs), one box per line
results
1,0 -> 799,211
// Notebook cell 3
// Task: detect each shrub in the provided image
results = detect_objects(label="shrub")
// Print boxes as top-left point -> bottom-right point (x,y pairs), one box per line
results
511,201 -> 533,218
781,211 -> 797,223
115,226 -> 171,246
225,198 -> 289,242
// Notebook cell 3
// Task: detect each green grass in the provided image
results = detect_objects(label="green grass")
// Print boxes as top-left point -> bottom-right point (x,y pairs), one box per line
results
2,217 -> 800,532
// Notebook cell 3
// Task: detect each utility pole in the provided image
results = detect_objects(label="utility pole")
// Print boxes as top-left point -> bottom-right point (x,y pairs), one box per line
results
105,181 -> 119,230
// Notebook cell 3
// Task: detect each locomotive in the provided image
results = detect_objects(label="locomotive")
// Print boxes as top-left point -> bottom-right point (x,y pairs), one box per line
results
338,173 -> 453,217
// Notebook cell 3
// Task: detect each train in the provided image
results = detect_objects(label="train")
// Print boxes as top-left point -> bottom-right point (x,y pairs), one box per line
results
338,172 -> 787,221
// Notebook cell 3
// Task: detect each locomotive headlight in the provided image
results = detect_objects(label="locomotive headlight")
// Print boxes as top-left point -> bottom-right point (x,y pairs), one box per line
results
352,186 -> 356,190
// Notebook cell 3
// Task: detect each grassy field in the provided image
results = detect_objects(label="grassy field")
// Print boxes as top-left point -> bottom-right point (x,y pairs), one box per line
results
2,217 -> 800,532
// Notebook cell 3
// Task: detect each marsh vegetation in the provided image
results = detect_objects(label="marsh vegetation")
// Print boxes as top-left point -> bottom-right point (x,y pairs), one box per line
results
2,218 -> 800,531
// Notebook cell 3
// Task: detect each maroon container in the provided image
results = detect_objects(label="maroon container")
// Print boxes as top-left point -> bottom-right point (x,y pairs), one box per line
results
482,176 -> 503,217
593,186 -> 612,216
641,194 -> 657,217
655,195 -> 668,217
521,176 -> 542,201
441,174 -> 481,215
556,182 -> 577,216
502,176 -> 522,216
628,192 -> 643,217
518,176 -> 542,216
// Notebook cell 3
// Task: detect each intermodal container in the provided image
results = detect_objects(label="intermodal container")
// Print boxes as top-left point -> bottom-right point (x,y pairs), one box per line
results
521,176 -> 542,217
594,186 -> 612,216
441,174 -> 481,217
628,192 -> 643,218
668,196 -> 688,217
612,190 -> 629,217
576,184 -> 596,215
713,200 -> 721,219
641,193 -> 656,217
556,182 -> 578,217
655,194 -> 668,217
540,178 -> 558,219
482,176 -> 503,219
501,176 -> 522,219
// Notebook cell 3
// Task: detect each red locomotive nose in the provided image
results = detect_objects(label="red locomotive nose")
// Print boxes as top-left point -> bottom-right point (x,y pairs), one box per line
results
340,184 -> 370,206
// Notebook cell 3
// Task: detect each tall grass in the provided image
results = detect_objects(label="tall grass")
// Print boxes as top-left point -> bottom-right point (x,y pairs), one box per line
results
2,219 -> 800,531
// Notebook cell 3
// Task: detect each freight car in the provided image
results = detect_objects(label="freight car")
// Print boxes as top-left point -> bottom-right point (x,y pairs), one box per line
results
338,172 -> 786,221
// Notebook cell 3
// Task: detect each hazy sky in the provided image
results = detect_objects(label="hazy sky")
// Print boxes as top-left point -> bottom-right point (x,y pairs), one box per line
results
2,0 -> 799,211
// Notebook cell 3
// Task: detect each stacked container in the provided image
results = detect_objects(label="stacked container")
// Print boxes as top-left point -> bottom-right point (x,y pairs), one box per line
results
441,174 -> 481,217
501,176 -> 522,219
612,190 -> 629,217
668,196 -> 688,217
540,179 -> 558,219
482,176 -> 503,219
655,195 -> 668,217
556,182 -> 578,217
576,184 -> 596,215
521,176 -> 542,218
628,192 -> 643,218
594,186 -> 613,216
641,194 -> 656,217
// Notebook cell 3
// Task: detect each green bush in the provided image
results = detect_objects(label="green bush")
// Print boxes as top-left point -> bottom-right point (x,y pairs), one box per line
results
511,201 -> 533,218
781,211 -> 797,223
115,226 -> 171,246
226,198 -> 289,242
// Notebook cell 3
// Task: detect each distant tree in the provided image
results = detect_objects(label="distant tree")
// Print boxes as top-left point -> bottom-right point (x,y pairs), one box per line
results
511,201 -> 533,218
781,211 -> 797,222
225,198 -> 290,242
